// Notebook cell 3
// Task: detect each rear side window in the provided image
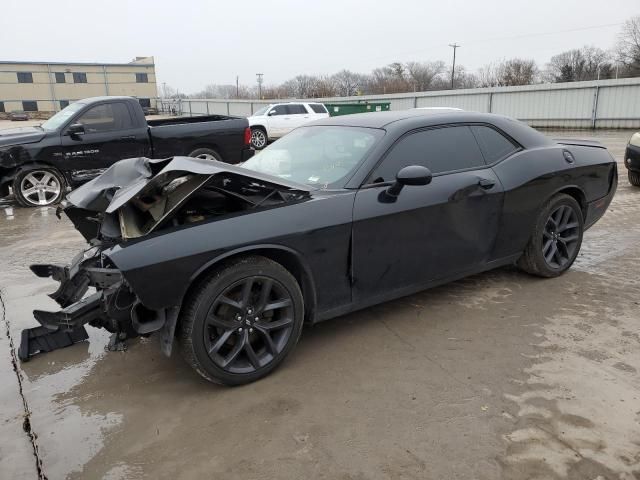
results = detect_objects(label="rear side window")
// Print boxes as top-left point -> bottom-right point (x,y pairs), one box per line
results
471,125 -> 518,163
309,104 -> 327,114
287,104 -> 308,114
369,126 -> 486,182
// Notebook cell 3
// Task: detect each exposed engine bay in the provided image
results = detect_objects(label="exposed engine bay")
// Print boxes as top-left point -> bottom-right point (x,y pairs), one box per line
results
18,156 -> 311,361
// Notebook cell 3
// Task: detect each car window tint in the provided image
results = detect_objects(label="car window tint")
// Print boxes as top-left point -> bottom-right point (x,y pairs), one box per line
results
76,103 -> 133,133
270,105 -> 288,116
309,104 -> 327,113
287,104 -> 308,114
369,126 -> 486,182
471,125 -> 518,163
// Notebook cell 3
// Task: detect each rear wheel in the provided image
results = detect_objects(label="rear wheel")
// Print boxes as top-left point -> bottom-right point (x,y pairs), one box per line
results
628,170 -> 640,186
13,168 -> 65,207
250,127 -> 268,149
179,256 -> 304,385
188,147 -> 222,162
517,193 -> 584,278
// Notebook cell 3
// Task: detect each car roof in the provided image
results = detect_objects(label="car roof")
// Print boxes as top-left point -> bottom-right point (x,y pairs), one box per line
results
309,109 -> 474,128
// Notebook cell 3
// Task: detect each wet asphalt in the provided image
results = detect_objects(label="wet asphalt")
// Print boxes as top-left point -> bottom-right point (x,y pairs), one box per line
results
0,129 -> 639,480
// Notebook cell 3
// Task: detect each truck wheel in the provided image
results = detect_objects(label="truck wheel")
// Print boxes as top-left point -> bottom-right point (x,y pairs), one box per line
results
13,168 -> 65,208
179,255 -> 304,386
250,127 -> 268,149
188,148 -> 222,162
629,170 -> 640,186
517,193 -> 584,278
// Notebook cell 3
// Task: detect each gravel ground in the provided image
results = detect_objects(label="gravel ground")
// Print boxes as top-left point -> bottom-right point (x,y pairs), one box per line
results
0,129 -> 638,480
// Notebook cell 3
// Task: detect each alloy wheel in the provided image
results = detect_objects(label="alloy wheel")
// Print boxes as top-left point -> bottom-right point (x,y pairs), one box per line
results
204,276 -> 294,374
542,205 -> 580,269
251,129 -> 267,148
20,171 -> 61,206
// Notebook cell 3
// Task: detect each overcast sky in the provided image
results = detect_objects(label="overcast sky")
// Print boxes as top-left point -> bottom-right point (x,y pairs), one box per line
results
2,0 -> 638,93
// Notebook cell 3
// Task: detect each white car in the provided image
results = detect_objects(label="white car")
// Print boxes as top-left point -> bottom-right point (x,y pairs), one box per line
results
247,102 -> 329,149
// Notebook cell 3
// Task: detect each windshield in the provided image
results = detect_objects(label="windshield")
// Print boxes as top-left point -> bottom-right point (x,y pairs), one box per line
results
242,126 -> 384,188
41,102 -> 84,131
252,105 -> 271,116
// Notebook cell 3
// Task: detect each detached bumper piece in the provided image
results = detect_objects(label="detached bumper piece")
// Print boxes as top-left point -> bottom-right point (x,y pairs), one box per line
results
18,326 -> 89,362
18,292 -> 103,361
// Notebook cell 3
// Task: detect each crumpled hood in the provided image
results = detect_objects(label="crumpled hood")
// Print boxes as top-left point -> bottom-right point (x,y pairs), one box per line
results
67,156 -> 314,214
0,126 -> 46,148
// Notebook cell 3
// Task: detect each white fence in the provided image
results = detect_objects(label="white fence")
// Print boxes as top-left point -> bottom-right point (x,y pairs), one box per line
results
170,77 -> 640,129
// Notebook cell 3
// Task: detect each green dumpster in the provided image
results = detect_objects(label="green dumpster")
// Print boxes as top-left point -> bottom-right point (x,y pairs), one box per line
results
324,102 -> 391,116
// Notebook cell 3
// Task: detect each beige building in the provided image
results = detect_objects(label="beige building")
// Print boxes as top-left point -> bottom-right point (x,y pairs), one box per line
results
0,56 -> 157,118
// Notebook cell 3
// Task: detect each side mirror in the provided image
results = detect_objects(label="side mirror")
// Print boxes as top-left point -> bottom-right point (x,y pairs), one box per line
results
386,165 -> 432,197
66,123 -> 85,137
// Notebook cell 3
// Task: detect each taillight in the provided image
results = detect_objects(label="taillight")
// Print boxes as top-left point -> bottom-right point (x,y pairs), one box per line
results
244,127 -> 251,146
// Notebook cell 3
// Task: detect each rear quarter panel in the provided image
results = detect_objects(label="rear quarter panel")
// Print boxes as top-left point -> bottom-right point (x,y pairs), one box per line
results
149,117 -> 248,163
491,144 -> 615,259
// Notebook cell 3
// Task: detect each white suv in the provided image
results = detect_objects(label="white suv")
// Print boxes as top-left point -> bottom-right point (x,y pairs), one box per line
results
247,102 -> 329,149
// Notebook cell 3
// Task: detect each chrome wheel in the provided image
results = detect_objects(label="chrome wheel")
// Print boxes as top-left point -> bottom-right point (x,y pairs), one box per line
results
542,204 -> 580,269
20,170 -> 62,206
251,129 -> 267,149
204,276 -> 294,374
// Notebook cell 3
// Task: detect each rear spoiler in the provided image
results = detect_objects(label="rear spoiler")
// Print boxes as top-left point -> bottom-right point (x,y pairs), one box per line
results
554,138 -> 606,149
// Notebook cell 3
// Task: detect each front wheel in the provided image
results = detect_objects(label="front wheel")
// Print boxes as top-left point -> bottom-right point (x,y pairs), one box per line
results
250,127 -> 268,149
629,170 -> 640,186
13,168 -> 65,207
517,193 -> 584,278
179,256 -> 304,385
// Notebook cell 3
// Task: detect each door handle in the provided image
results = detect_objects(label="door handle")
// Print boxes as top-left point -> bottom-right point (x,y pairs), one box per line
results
478,178 -> 496,190
120,135 -> 136,140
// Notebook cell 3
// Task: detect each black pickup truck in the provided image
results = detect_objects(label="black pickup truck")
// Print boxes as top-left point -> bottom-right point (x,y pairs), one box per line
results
0,96 -> 253,207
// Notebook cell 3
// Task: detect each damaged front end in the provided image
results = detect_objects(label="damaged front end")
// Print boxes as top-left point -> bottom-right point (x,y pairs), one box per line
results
19,156 -> 311,361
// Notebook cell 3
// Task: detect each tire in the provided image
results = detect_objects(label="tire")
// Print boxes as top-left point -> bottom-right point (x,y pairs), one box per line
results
517,193 -> 584,278
250,127 -> 268,149
629,170 -> 640,187
13,168 -> 65,207
188,148 -> 222,162
179,255 -> 304,385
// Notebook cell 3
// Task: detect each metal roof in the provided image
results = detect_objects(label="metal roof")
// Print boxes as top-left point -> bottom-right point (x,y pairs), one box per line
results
0,60 -> 154,67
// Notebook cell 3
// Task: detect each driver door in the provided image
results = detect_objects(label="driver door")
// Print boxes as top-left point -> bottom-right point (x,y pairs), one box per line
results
352,125 -> 505,302
59,102 -> 148,175
266,104 -> 293,138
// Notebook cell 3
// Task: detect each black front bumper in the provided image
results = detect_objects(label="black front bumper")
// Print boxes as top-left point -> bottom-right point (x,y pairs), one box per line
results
625,143 -> 640,172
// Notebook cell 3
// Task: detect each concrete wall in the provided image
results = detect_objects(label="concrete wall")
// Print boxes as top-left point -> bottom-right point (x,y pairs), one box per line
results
0,57 -> 158,115
177,77 -> 640,129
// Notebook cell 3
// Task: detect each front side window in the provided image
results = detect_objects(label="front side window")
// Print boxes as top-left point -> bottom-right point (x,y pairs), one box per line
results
269,105 -> 289,116
368,126 -> 486,183
22,101 -> 38,111
470,125 -> 518,163
73,72 -> 87,83
136,73 -> 148,83
287,104 -> 308,114
243,126 -> 384,188
55,72 -> 66,83
75,103 -> 133,133
253,105 -> 270,116
17,72 -> 33,83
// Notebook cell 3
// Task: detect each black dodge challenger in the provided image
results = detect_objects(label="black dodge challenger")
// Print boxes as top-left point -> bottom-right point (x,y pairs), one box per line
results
20,110 -> 617,385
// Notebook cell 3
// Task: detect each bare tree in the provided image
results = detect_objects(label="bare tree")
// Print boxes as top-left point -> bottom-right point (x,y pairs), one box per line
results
405,61 -> 445,91
616,16 -> 640,76
433,65 -> 477,89
547,46 -> 612,82
331,70 -> 364,96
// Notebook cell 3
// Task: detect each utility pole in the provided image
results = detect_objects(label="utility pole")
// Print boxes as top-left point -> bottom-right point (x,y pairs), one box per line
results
256,73 -> 264,100
236,76 -> 239,98
449,43 -> 460,89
